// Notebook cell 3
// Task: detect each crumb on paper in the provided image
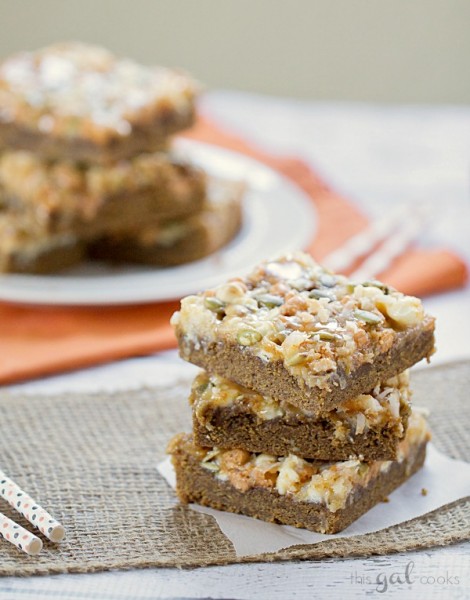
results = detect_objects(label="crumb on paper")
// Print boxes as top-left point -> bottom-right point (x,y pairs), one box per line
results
421,487 -> 428,496
382,497 -> 390,503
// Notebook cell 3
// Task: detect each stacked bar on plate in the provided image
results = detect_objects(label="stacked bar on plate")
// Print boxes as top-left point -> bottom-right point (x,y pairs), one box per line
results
0,43 -> 243,273
168,252 -> 435,534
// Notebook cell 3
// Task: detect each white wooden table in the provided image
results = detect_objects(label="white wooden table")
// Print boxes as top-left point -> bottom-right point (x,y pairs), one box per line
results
1,93 -> 469,599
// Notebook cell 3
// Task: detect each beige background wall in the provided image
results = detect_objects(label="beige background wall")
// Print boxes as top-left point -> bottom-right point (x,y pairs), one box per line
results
1,0 -> 469,103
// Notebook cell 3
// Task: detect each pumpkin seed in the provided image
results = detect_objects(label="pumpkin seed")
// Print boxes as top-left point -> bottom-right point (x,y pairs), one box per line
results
362,280 -> 390,295
353,309 -> 383,324
255,294 -> 284,308
309,289 -> 333,300
237,329 -> 262,346
195,381 -> 210,395
204,297 -> 226,314
319,274 -> 337,287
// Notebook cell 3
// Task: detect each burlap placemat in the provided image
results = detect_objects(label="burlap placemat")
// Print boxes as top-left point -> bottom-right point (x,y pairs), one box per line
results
0,360 -> 468,576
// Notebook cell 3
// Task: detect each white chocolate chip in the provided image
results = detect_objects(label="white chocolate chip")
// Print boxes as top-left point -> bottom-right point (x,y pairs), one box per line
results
378,295 -> 424,327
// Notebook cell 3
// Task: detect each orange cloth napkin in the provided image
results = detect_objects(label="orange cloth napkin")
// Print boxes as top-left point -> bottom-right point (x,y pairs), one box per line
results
0,117 -> 467,385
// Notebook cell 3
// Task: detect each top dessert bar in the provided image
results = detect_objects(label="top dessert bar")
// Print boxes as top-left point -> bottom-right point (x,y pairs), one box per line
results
172,252 -> 435,414
0,43 -> 198,163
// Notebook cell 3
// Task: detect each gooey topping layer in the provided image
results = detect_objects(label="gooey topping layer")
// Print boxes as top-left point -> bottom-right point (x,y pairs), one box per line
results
172,252 -> 432,390
198,411 -> 429,513
0,42 -> 198,142
191,370 -> 411,438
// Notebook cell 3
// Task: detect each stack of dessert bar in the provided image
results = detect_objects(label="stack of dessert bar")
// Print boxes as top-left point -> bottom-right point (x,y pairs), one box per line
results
0,43 -> 243,273
168,252 -> 436,534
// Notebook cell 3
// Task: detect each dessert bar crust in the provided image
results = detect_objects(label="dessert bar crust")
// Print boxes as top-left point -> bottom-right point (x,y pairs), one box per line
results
170,435 -> 427,534
175,317 -> 435,414
0,237 -> 85,274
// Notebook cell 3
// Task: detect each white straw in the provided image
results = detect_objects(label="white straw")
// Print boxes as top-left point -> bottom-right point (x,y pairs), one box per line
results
349,215 -> 424,280
0,471 -> 65,543
322,204 -> 410,273
0,511 -> 43,556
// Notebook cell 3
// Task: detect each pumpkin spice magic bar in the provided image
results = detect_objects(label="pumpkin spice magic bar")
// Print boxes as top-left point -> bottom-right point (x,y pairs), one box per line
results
0,43 -> 198,163
0,149 -> 206,240
168,410 -> 430,535
190,370 -> 411,462
0,177 -> 241,274
172,252 -> 435,414
0,152 -> 207,274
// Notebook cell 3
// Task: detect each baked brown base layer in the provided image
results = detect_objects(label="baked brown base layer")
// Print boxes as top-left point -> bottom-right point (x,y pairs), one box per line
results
193,403 -> 409,461
81,185 -> 205,237
176,317 -> 435,414
0,109 -> 195,164
170,435 -> 427,534
90,184 -> 244,267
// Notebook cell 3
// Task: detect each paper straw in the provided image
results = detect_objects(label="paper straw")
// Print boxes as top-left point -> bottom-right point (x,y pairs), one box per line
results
0,471 -> 65,543
0,512 -> 43,556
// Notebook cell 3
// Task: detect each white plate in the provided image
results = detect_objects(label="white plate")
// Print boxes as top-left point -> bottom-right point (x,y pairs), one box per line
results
0,140 -> 316,305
